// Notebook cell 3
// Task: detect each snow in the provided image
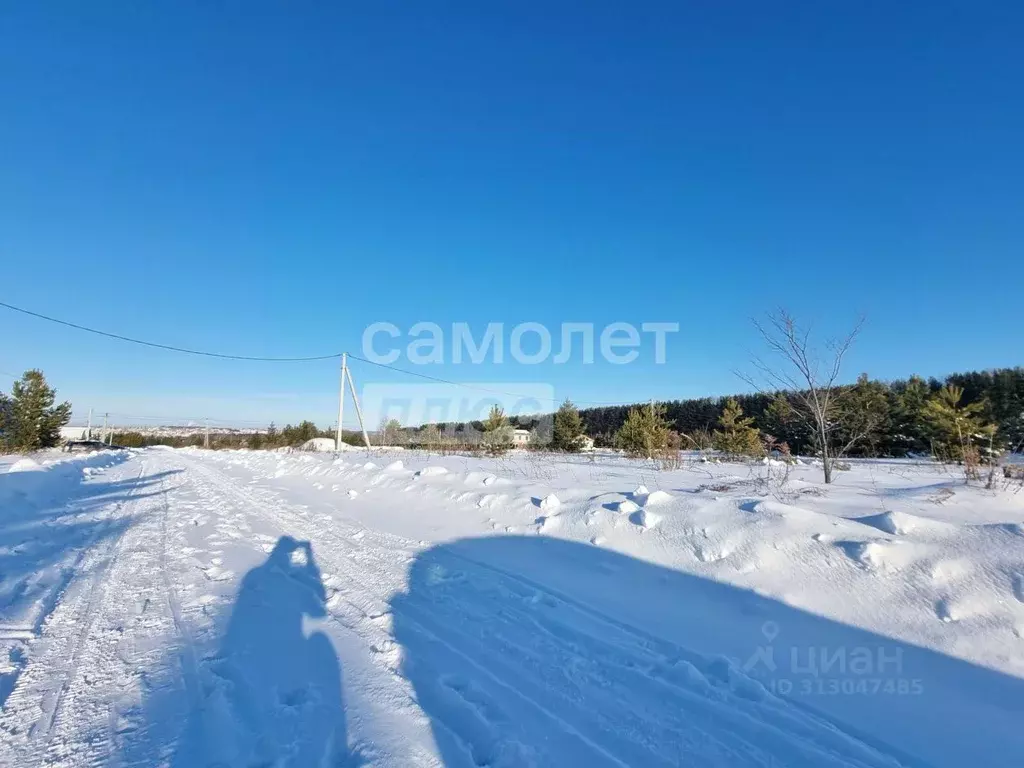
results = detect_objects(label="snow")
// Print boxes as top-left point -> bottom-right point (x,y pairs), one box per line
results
299,437 -> 337,452
643,489 -> 673,506
612,499 -> 640,513
632,509 -> 661,529
7,458 -> 42,473
0,447 -> 1022,766
538,493 -> 561,511
414,466 -> 448,478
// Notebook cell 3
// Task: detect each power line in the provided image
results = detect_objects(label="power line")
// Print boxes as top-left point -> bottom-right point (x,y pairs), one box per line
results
345,353 -> 624,406
2,299 -> 629,408
0,300 -> 341,362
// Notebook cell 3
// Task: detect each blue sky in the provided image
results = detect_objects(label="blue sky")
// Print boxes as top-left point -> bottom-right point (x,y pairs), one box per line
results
2,2 -> 1021,427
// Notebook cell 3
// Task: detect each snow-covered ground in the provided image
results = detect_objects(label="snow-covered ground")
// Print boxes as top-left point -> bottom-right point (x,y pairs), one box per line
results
0,447 -> 1022,767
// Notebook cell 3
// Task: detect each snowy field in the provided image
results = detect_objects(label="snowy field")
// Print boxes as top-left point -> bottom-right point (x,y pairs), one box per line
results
0,447 -> 1022,767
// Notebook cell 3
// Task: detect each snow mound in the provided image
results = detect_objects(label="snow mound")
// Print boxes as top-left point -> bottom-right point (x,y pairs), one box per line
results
694,542 -> 731,563
384,460 -> 405,471
8,458 -> 42,473
614,499 -> 640,514
362,461 -> 378,470
631,509 -> 661,529
347,489 -> 359,498
632,484 -> 649,497
537,514 -> 562,533
856,510 -> 955,537
415,466 -> 449,478
835,540 -> 919,571
644,490 -> 672,506
539,494 -> 561,511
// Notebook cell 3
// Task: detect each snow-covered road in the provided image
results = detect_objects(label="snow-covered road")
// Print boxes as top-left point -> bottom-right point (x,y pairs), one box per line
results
1,448 -> 1022,766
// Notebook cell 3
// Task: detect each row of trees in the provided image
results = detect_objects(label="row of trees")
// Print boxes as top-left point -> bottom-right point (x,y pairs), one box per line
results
605,310 -> 1019,485
615,382 -> 996,466
114,420 -> 370,450
424,312 -> 1022,486
0,370 -> 72,452
581,368 -> 1024,457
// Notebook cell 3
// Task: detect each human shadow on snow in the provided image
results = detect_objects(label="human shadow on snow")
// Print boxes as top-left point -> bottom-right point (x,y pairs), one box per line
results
391,534 -> 1024,768
167,536 -> 355,767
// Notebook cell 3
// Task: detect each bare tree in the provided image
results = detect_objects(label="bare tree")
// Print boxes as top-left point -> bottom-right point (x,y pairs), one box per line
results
744,310 -> 870,484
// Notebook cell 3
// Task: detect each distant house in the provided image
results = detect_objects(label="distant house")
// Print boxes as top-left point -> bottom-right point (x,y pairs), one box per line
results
512,428 -> 531,447
579,435 -> 596,451
60,426 -> 91,443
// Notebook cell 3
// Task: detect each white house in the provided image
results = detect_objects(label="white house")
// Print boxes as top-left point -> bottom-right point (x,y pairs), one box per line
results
59,426 -> 91,442
578,435 -> 596,451
512,428 -> 531,447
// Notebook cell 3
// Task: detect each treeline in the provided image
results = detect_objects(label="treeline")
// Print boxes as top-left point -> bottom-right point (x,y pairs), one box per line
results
113,421 -> 367,450
579,367 -> 1024,456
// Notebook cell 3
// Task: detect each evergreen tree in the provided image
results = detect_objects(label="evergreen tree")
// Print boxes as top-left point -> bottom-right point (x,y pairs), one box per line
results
924,385 -> 990,462
712,398 -> 763,458
8,370 -> 72,451
837,374 -> 891,457
615,403 -> 670,458
482,405 -> 512,456
266,421 -> 278,447
760,392 -> 806,454
889,375 -> 930,455
0,392 -> 13,452
551,399 -> 585,452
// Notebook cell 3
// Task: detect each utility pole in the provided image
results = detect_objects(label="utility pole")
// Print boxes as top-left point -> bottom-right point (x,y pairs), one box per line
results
87,408 -> 93,441
102,412 -> 108,444
335,353 -> 347,451
204,418 -> 210,449
344,361 -> 372,449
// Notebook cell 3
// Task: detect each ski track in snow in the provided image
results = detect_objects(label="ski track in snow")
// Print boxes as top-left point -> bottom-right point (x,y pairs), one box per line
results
0,448 -> 1019,766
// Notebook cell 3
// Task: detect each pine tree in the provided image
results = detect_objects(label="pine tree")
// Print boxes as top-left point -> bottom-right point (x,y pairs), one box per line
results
712,398 -> 763,459
890,375 -> 930,455
0,392 -> 13,452
837,374 -> 891,457
759,392 -> 804,453
615,403 -> 670,458
9,370 -> 72,451
551,399 -> 585,452
924,385 -> 990,466
482,405 -> 512,456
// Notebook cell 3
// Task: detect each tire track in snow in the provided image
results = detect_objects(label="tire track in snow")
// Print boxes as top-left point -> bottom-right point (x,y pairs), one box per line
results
0,459 -> 204,768
0,460 -> 151,765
